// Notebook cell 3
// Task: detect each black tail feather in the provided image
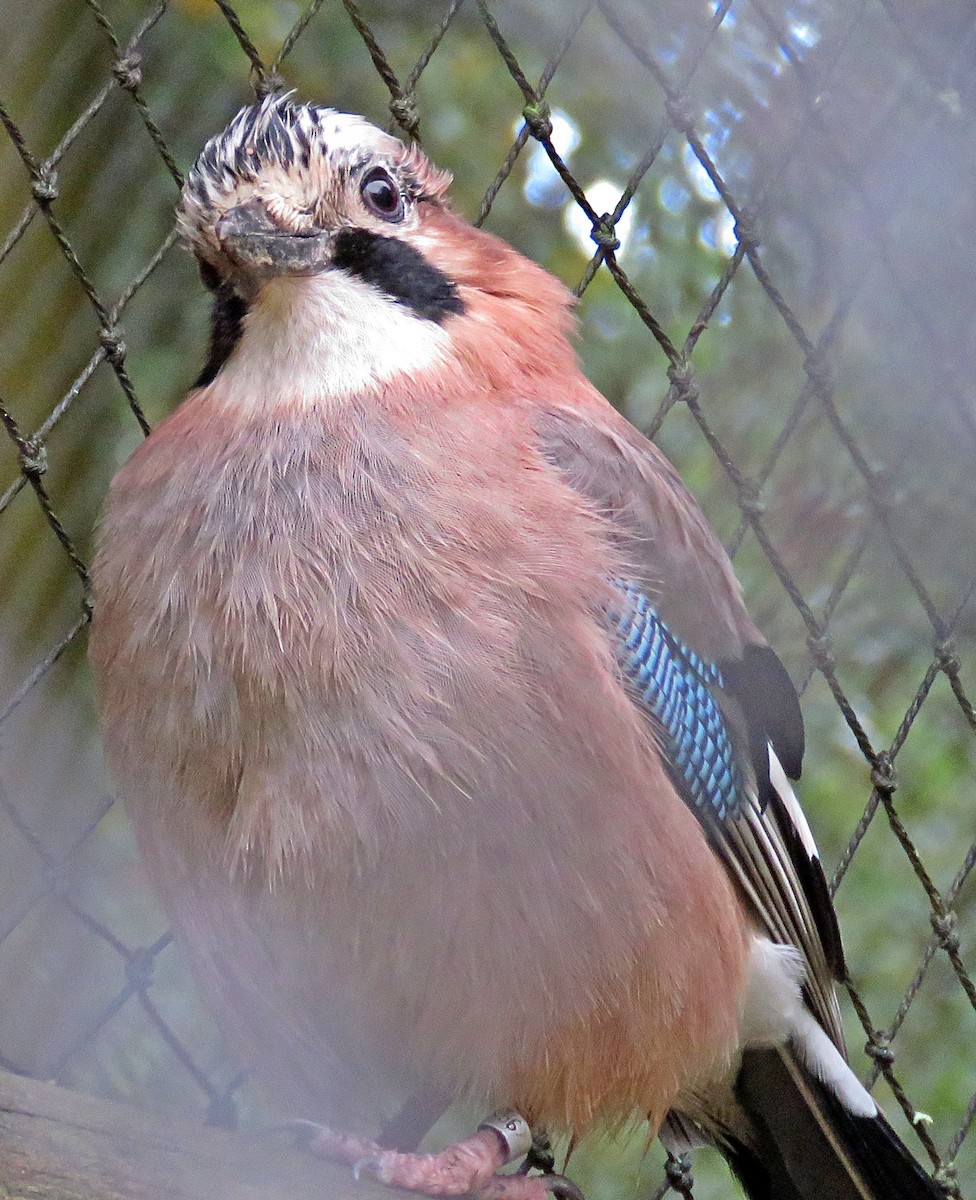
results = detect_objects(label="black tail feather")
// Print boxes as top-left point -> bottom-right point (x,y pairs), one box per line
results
726,1046 -> 945,1200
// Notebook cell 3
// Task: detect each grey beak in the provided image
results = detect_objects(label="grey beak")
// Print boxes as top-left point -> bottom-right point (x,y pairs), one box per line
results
216,201 -> 333,276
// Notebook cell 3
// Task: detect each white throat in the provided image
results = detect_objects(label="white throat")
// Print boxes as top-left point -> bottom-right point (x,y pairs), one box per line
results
212,270 -> 450,408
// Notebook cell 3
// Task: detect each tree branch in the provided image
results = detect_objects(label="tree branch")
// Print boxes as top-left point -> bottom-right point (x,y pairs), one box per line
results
0,1067 -> 394,1200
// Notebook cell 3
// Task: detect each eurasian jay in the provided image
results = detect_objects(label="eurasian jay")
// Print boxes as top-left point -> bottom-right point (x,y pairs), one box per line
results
88,94 -> 943,1200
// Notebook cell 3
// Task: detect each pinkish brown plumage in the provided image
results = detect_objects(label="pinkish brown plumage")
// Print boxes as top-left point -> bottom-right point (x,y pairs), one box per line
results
88,95 -> 942,1200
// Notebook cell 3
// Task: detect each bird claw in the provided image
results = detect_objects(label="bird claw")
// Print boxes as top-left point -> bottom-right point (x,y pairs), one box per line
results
352,1153 -> 385,1183
279,1117 -> 323,1147
539,1174 -> 585,1200
286,1113 -> 585,1200
282,1117 -> 383,1165
464,1171 -> 585,1200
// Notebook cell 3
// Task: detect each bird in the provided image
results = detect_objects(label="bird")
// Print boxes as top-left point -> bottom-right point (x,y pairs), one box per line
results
88,92 -> 945,1200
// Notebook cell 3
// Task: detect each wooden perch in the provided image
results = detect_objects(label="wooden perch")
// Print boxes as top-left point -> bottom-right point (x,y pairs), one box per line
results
0,1067 -> 400,1200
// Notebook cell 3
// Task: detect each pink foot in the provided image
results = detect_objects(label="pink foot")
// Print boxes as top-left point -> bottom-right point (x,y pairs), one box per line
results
295,1112 -> 583,1200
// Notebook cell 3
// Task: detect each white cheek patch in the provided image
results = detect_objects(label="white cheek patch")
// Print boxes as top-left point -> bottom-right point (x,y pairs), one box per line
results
212,270 -> 450,408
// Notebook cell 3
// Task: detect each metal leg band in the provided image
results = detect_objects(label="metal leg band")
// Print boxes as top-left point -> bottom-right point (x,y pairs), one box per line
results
477,1110 -> 534,1163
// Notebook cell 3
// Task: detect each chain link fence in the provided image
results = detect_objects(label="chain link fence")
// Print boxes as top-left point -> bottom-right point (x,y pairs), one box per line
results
1,1 -> 974,1197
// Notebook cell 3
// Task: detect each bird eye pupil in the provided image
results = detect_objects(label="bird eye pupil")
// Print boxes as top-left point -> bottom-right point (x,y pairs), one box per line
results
361,169 -> 403,221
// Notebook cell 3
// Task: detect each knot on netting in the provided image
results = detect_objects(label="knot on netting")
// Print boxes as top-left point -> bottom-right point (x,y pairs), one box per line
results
803,348 -> 831,389
935,638 -> 961,675
870,752 -> 897,794
100,326 -> 127,364
590,215 -> 620,252
206,1091 -> 239,1130
665,1153 -> 695,1195
112,51 -> 143,92
42,856 -> 71,896
666,359 -> 695,402
736,484 -> 766,518
931,909 -> 960,953
254,70 -> 286,100
32,167 -> 59,204
389,95 -> 420,140
807,633 -> 834,670
125,946 -> 157,992
522,99 -> 553,141
865,465 -> 896,511
665,92 -> 695,134
934,1162 -> 958,1188
732,205 -> 759,248
865,1033 -> 894,1067
18,434 -> 47,479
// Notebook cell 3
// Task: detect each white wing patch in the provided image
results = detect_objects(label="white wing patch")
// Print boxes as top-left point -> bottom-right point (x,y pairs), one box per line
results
769,744 -> 821,863
742,936 -> 807,1047
792,1006 -> 878,1118
743,937 -> 878,1119
718,742 -> 846,1051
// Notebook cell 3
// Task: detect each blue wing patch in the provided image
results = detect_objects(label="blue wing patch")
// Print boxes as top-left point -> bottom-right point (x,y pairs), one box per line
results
610,580 -> 742,823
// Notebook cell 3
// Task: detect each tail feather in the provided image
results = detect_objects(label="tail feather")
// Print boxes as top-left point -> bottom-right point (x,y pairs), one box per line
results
727,1045 -> 945,1200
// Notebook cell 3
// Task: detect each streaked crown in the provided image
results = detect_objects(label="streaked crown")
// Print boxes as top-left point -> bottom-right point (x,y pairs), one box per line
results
178,93 -> 451,273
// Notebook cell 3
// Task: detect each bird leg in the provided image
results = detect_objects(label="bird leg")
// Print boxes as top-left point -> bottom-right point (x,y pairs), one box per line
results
295,1111 -> 584,1200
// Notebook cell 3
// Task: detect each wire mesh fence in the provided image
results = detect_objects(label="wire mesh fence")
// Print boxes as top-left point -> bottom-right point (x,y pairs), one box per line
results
0,1 -> 974,1197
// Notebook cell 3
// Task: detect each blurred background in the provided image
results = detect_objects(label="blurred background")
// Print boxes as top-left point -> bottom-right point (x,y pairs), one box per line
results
0,1 -> 974,1197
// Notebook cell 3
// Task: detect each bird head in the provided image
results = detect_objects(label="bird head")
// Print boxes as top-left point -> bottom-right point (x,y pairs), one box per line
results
178,94 -> 576,399
180,94 -> 457,310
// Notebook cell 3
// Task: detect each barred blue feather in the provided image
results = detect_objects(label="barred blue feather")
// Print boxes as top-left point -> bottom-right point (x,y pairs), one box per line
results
610,580 -> 742,823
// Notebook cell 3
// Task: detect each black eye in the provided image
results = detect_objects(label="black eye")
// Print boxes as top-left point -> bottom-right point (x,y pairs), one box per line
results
360,167 -> 404,222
